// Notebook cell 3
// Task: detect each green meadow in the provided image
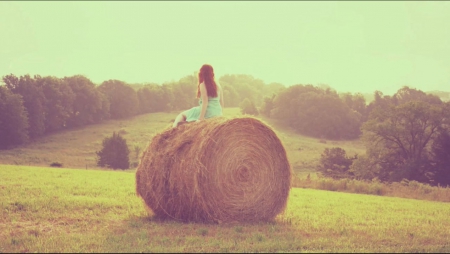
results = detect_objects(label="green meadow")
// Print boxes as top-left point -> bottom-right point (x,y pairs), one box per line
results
1,165 -> 450,253
0,108 -> 364,175
1,108 -> 450,252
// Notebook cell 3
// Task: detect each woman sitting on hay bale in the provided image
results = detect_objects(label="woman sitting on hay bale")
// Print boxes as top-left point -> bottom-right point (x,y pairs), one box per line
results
172,64 -> 224,127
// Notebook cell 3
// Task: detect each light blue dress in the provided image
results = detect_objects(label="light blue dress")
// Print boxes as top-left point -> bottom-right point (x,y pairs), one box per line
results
185,91 -> 222,122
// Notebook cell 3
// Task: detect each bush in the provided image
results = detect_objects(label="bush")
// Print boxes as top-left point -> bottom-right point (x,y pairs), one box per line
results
50,162 -> 63,168
96,132 -> 130,169
317,147 -> 356,179
349,154 -> 383,181
239,98 -> 259,116
292,173 -> 450,202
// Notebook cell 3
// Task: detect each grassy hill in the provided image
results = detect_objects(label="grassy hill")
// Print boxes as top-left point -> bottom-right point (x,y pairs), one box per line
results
1,165 -> 449,252
0,107 -> 365,176
1,109 -> 449,252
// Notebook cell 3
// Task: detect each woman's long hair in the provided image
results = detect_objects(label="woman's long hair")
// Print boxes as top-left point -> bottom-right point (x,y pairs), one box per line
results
197,64 -> 218,98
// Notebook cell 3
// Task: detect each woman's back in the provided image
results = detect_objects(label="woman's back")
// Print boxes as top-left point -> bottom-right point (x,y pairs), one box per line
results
201,88 -> 220,102
172,64 -> 224,126
198,87 -> 222,119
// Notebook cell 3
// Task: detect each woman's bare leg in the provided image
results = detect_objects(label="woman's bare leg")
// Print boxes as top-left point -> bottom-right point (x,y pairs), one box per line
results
172,111 -> 187,127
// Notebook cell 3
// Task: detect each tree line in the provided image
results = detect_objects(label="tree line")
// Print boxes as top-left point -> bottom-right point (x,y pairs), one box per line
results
260,85 -> 366,139
315,87 -> 450,186
1,73 -> 449,185
247,83 -> 449,186
0,73 -> 283,149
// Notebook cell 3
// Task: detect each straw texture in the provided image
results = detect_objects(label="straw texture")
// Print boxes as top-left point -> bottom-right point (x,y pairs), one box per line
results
135,116 -> 291,223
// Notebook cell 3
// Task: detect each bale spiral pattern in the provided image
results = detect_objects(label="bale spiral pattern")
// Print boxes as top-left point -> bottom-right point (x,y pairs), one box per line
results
136,116 -> 291,223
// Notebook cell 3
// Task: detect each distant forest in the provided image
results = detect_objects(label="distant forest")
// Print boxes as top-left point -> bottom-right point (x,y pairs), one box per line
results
1,73 -> 450,186
1,73 -> 449,148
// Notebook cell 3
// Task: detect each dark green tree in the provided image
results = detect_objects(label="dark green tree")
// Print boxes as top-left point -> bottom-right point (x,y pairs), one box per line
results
430,102 -> 450,186
137,83 -> 166,114
64,75 -> 106,127
35,75 -> 75,133
366,86 -> 443,122
430,129 -> 450,186
96,132 -> 130,170
3,74 -> 46,139
137,85 -> 155,114
361,100 -> 447,183
98,80 -> 139,119
317,147 -> 356,179
0,86 -> 29,149
92,90 -> 111,122
271,85 -> 361,139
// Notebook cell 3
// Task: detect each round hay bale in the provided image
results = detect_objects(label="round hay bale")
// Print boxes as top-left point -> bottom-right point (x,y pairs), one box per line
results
136,116 -> 291,223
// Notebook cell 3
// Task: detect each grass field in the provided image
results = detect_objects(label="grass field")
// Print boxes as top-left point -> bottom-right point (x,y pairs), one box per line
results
1,165 -> 450,253
0,108 -> 365,175
1,108 -> 449,252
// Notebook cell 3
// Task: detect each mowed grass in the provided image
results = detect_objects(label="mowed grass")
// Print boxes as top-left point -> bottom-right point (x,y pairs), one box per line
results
1,165 -> 450,253
0,107 -> 365,175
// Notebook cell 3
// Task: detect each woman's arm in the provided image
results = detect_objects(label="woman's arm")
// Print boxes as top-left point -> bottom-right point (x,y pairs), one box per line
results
219,83 -> 224,109
198,82 -> 208,120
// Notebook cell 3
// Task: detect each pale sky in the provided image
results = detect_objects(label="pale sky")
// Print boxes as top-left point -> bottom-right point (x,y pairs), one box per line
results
1,1 -> 449,94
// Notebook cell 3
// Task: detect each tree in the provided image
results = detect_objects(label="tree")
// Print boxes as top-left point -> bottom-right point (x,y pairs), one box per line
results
366,90 -> 394,121
98,80 -> 139,119
430,125 -> 450,186
3,74 -> 47,139
431,101 -> 450,186
137,84 -> 162,114
271,85 -> 362,139
427,90 -> 450,102
240,98 -> 259,116
220,82 -> 240,107
260,95 -> 275,117
137,85 -> 155,114
96,132 -> 130,170
219,74 -> 265,107
92,90 -> 111,122
394,86 -> 442,105
167,78 -> 197,110
349,154 -> 383,181
0,86 -> 29,149
64,75 -> 106,127
366,87 -> 443,122
361,100 -> 448,182
317,147 -> 356,179
35,75 -> 75,133
340,92 -> 367,121
263,82 -> 285,99
160,84 -> 175,112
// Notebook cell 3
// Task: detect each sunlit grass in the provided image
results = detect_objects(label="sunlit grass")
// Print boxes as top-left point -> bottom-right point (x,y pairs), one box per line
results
1,165 -> 450,252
